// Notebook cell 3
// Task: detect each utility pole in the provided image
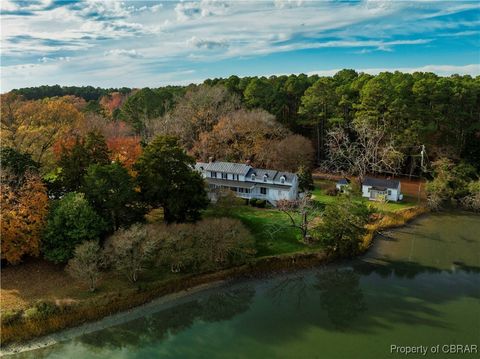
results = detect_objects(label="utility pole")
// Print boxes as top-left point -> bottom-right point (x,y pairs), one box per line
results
418,145 -> 426,203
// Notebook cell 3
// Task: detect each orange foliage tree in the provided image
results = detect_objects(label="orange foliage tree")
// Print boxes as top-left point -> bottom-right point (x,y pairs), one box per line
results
1,171 -> 49,264
1,94 -> 84,170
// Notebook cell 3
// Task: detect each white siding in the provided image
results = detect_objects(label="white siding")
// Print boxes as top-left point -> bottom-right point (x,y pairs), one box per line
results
362,185 -> 400,202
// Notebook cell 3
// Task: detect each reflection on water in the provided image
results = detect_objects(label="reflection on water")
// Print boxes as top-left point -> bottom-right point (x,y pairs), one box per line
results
9,213 -> 480,359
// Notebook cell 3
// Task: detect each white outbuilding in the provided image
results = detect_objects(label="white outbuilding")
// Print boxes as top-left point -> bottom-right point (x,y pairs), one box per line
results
362,177 -> 403,202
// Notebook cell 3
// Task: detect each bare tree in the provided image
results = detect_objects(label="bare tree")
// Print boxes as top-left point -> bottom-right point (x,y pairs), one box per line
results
324,123 -> 404,182
145,85 -> 241,148
104,224 -> 157,283
66,241 -> 105,292
276,195 -> 322,243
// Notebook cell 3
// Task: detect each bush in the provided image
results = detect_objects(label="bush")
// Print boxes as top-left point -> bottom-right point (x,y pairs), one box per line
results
249,198 -> 266,208
66,240 -> 105,292
1,310 -> 23,326
154,218 -> 256,273
42,192 -> 106,263
325,187 -> 338,196
24,300 -> 59,320
105,224 -> 157,283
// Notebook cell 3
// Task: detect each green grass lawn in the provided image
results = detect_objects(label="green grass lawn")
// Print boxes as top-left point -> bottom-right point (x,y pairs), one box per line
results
204,179 -> 420,258
312,179 -> 418,214
205,205 -> 313,257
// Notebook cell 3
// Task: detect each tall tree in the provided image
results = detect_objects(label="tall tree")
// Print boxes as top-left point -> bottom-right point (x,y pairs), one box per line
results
82,163 -> 145,231
299,77 -> 337,163
57,131 -> 110,193
135,136 -> 208,223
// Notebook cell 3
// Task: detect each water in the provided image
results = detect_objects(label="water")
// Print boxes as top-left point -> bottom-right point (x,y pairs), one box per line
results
8,213 -> 480,358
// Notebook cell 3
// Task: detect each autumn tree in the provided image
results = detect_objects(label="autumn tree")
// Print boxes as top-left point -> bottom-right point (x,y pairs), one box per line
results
146,85 -> 240,148
42,192 -> 106,263
1,95 -> 84,170
0,163 -> 48,264
66,241 -> 105,292
259,134 -> 314,172
135,135 -> 208,223
105,224 -> 156,283
192,109 -> 289,165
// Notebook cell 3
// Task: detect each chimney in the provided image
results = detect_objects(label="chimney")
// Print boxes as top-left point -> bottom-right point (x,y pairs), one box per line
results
245,159 -> 251,166
208,156 -> 214,163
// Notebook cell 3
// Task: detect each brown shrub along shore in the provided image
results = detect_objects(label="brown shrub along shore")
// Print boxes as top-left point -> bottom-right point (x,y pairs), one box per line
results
1,205 -> 428,347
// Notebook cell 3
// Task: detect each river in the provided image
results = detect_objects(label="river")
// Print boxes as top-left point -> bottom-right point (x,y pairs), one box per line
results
7,212 -> 480,358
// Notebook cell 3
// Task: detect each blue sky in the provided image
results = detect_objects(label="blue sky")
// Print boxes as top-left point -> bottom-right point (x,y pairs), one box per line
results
1,0 -> 479,91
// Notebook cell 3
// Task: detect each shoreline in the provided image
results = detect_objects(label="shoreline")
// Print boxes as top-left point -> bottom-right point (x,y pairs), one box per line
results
0,206 -> 428,355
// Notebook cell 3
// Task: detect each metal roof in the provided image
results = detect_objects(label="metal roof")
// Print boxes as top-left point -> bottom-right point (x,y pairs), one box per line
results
246,168 -> 297,186
203,161 -> 252,175
363,177 -> 400,189
195,162 -> 208,171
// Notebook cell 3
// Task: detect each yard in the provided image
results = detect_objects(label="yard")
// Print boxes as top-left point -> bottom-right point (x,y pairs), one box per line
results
1,179 -> 421,315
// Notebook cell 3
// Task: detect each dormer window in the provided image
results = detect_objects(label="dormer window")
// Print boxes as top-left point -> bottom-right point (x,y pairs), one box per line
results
280,175 -> 286,184
263,174 -> 268,182
251,173 -> 256,181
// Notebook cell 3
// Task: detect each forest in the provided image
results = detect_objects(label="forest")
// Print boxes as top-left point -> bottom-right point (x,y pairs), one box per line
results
1,69 -> 479,268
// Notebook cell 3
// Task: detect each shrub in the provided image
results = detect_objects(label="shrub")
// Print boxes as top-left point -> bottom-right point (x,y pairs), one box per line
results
154,218 -> 256,273
42,192 -> 106,263
66,240 -> 105,292
1,310 -> 24,326
23,300 -> 59,320
249,198 -> 258,206
325,186 -> 338,196
105,224 -> 157,283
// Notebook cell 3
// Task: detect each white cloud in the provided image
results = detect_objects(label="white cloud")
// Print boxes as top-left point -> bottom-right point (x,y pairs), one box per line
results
1,1 -> 478,90
104,49 -> 143,58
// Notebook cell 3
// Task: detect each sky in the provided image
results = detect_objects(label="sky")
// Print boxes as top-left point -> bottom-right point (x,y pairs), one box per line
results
1,0 -> 479,91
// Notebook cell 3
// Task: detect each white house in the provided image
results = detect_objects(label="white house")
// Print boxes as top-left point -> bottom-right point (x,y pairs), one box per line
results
195,161 -> 299,206
362,177 -> 403,202
335,178 -> 350,193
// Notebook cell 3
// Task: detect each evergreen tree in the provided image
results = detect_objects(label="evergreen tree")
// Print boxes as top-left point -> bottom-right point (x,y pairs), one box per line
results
135,135 -> 209,223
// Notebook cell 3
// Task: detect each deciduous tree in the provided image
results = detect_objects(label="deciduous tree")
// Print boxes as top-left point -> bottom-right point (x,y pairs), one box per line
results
66,241 -> 105,292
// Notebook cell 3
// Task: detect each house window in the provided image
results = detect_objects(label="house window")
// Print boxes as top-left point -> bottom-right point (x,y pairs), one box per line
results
239,188 -> 244,193
211,172 -> 217,178
222,173 -> 227,179
245,188 -> 250,193
387,190 -> 392,195
263,174 -> 268,182
260,187 -> 267,195
235,174 -> 239,180
280,176 -> 285,184
367,187 -> 371,193
230,187 -> 237,192
251,174 -> 256,181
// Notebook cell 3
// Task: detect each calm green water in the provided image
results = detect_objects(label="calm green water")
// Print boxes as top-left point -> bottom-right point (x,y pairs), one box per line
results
9,213 -> 480,359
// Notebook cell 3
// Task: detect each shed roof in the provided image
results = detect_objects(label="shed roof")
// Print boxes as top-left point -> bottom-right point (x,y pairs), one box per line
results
337,178 -> 350,185
363,177 -> 400,189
